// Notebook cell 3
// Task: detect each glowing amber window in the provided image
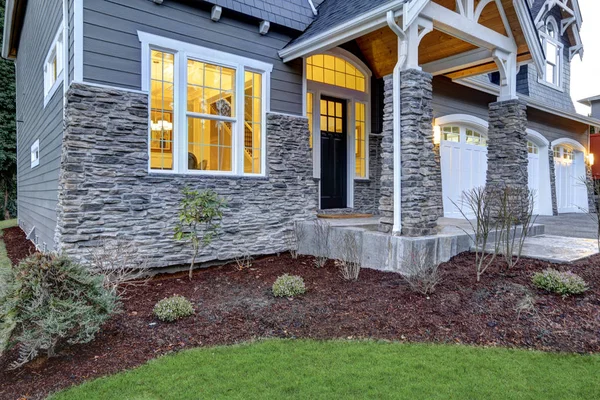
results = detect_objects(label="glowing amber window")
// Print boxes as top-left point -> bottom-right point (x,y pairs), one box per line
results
150,50 -> 175,170
307,54 -> 366,92
355,102 -> 367,178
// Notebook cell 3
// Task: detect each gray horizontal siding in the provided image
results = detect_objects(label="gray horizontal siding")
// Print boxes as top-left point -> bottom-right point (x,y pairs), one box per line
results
16,0 -> 64,251
432,77 -> 588,148
82,0 -> 303,115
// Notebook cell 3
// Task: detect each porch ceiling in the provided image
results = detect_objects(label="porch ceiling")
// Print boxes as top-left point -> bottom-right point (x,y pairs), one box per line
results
354,0 -> 533,79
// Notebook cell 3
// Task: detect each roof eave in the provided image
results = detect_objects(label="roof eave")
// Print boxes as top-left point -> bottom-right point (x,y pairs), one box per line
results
2,0 -> 16,59
513,0 -> 545,76
278,0 -> 407,62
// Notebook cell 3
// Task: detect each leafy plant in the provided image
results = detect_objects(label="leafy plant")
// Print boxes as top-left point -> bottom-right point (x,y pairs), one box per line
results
532,268 -> 588,296
272,274 -> 306,298
153,295 -> 194,322
0,253 -> 119,369
174,187 -> 227,279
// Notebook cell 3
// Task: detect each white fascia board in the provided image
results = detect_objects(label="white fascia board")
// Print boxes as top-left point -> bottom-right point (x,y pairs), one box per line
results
279,0 -> 407,62
402,0 -> 430,31
457,76 -> 600,127
513,0 -> 545,76
2,0 -> 15,59
421,2 -> 516,52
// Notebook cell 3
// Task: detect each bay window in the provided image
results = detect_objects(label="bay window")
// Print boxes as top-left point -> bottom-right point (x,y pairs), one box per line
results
140,33 -> 272,176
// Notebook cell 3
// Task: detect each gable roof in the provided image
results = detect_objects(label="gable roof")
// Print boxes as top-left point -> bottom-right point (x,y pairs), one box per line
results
578,95 -> 600,107
202,0 -> 316,31
287,0 -> 405,47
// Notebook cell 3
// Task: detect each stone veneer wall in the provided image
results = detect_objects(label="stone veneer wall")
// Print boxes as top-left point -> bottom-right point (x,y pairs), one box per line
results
55,83 -> 317,267
486,100 -> 529,192
378,71 -> 443,236
354,133 -> 382,214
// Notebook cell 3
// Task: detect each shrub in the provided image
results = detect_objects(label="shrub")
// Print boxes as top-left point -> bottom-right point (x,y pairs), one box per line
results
272,274 -> 306,298
153,295 -> 194,322
401,247 -> 442,297
532,269 -> 588,296
0,253 -> 120,369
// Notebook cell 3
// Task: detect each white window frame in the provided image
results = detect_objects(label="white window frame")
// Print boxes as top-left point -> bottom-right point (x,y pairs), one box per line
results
43,23 -> 65,107
30,139 -> 40,168
538,16 -> 563,91
138,32 -> 273,177
304,48 -> 372,211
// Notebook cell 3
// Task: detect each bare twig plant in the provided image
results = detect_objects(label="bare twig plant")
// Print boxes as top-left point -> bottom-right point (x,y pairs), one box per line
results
498,186 -> 537,270
87,239 -> 150,297
313,219 -> 330,268
515,293 -> 537,320
400,246 -> 441,296
233,250 -> 253,271
336,231 -> 361,281
286,222 -> 306,259
452,186 -> 502,282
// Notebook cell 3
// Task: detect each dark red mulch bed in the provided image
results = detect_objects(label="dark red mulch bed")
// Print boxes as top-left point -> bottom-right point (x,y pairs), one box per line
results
2,226 -> 36,265
2,249 -> 600,399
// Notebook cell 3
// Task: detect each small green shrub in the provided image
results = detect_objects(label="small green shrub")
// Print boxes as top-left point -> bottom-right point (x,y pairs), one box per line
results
532,268 -> 588,296
153,295 -> 194,322
0,253 -> 120,369
272,274 -> 306,298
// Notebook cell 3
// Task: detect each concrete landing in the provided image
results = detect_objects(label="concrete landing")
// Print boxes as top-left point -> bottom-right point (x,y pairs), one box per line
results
487,234 -> 599,263
296,218 -> 545,274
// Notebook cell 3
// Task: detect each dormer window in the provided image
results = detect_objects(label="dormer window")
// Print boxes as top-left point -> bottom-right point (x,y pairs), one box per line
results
540,17 -> 562,89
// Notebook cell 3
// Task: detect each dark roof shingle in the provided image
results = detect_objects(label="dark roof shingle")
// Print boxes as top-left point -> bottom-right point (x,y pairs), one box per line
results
203,0 -> 316,31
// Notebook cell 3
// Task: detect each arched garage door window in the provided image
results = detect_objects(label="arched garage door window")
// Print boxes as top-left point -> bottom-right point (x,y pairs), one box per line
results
439,124 -> 488,218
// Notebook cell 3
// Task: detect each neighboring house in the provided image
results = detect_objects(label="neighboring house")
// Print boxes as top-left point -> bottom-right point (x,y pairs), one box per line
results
579,95 -> 600,179
2,0 -> 599,266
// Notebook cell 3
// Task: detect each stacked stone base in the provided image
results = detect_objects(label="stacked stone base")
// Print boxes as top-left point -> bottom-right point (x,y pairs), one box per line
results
54,84 -> 318,268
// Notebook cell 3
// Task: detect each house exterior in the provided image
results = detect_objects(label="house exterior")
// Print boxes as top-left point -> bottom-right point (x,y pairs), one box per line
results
3,0 -> 599,267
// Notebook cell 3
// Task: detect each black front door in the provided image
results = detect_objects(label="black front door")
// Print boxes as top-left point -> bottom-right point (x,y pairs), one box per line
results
320,96 -> 347,209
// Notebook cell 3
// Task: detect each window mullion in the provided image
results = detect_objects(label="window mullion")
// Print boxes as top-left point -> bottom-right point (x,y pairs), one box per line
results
236,67 -> 244,175
177,52 -> 186,173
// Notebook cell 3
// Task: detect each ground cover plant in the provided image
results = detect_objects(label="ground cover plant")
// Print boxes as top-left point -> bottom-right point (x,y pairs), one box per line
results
153,295 -> 194,322
532,268 -> 588,296
272,274 -> 306,297
50,340 -> 600,400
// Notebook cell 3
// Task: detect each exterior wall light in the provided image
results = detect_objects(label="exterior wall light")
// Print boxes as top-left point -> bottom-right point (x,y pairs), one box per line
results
433,125 -> 441,145
588,153 -> 595,166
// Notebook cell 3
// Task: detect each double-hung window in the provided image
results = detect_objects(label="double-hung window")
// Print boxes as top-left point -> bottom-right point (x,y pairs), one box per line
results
43,23 -> 64,106
540,17 -> 562,89
140,33 -> 272,176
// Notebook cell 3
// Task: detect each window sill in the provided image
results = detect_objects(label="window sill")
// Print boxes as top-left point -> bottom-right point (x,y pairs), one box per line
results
354,177 -> 371,182
148,170 -> 269,180
537,78 -> 564,93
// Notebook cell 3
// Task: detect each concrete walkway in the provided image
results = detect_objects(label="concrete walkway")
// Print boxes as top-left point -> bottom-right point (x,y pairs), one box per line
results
536,213 -> 598,239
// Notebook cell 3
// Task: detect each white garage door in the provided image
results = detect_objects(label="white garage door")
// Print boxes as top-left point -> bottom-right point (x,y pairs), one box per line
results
441,126 -> 488,218
527,141 -> 540,214
554,145 -> 588,213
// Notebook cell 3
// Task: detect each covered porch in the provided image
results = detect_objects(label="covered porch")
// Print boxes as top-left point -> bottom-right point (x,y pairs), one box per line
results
281,0 -> 546,237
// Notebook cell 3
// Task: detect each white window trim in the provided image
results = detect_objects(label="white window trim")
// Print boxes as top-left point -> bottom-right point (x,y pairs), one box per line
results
43,23 -> 65,108
305,48 -> 372,189
538,16 -> 563,92
30,139 -> 40,168
138,31 -> 273,177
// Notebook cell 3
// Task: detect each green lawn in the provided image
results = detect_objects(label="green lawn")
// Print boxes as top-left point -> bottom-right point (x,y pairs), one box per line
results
51,340 -> 600,400
0,218 -> 17,231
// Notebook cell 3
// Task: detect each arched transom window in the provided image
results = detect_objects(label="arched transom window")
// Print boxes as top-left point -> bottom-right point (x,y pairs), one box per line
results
307,54 -> 366,92
441,125 -> 487,146
554,145 -> 574,162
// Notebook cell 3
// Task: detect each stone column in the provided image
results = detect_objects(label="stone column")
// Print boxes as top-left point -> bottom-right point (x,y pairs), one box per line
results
379,75 -> 394,231
378,70 -> 443,236
486,99 -> 529,218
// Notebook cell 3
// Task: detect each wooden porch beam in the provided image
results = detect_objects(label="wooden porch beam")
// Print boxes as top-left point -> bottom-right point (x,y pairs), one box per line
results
421,1 -> 517,52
